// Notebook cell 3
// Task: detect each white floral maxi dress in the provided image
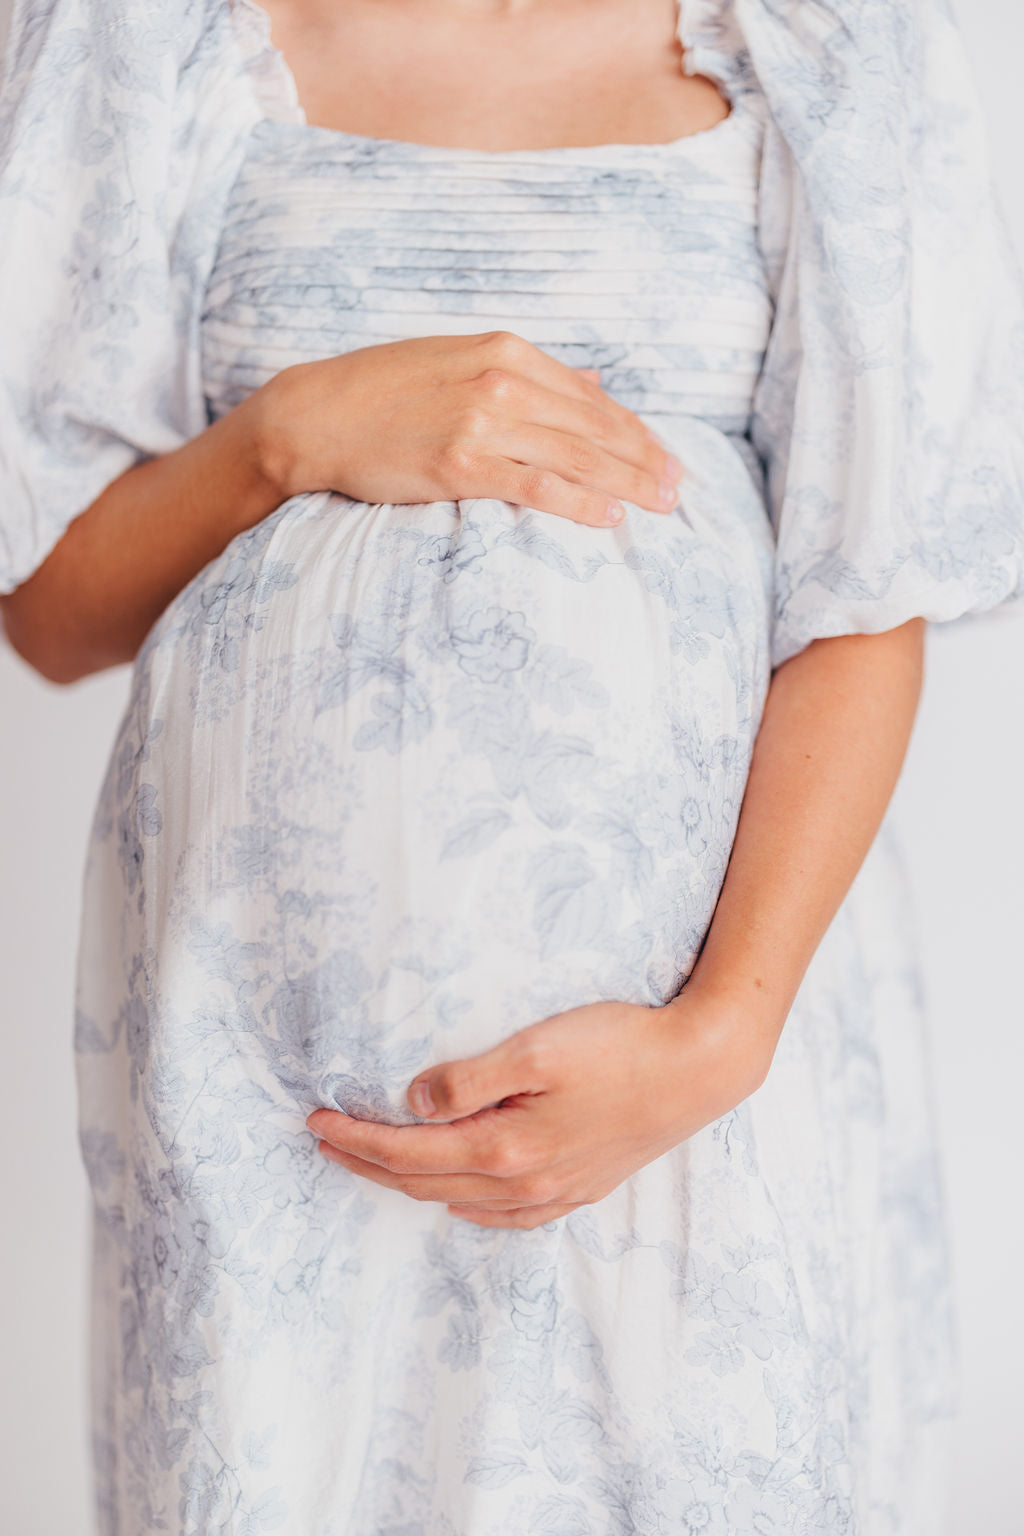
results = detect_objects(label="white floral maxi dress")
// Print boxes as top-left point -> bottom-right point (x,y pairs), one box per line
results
3,1 -> 1024,1533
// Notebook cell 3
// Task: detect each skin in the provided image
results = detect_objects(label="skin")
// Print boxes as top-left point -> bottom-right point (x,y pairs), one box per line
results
2,0 -> 927,1230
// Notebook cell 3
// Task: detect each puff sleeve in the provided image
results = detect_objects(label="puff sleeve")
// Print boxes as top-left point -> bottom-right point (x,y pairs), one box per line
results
0,0 -> 262,595
732,0 -> 1024,666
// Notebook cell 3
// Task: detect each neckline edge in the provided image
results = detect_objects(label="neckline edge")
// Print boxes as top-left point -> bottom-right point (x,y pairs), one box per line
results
228,0 -> 756,162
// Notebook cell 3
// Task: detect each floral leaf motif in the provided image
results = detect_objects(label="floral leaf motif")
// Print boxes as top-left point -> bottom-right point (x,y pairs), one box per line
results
529,1495 -> 592,1535
168,1338 -> 214,1376
530,844 -> 607,959
540,1398 -> 603,1485
79,1129 -> 125,1191
685,1330 -> 746,1378
329,612 -> 357,649
510,1269 -> 559,1341
242,1425 -> 277,1470
438,1309 -> 482,1372
238,1485 -> 289,1534
494,516 -> 608,583
135,783 -> 163,836
315,656 -> 393,717
440,806 -> 512,859
74,1008 -> 120,1054
464,1453 -> 530,1489
525,644 -> 610,715
352,683 -> 433,754
253,562 -> 298,603
522,735 -> 595,829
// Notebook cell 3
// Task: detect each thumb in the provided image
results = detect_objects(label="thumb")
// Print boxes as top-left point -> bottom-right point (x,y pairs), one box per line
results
407,1030 -> 547,1121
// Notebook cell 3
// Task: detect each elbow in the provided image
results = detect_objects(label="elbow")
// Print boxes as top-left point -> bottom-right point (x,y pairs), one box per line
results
1,595 -> 106,686
31,652 -> 98,687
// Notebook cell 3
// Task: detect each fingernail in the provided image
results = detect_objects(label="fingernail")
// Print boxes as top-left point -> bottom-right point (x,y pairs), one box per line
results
409,1081 -> 436,1117
665,454 -> 684,482
658,480 -> 678,507
605,502 -> 625,525
643,426 -> 662,443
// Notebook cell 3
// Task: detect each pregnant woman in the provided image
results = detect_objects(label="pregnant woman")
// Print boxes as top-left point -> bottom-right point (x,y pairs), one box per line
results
2,0 -> 1023,1530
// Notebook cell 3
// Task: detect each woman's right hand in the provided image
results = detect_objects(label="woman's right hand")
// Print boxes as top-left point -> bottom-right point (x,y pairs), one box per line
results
255,330 -> 683,528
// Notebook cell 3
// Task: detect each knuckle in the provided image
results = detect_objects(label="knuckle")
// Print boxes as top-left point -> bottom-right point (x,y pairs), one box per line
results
646,439 -> 670,473
435,440 -> 477,481
480,329 -> 525,362
517,1173 -> 556,1205
567,437 -> 599,475
475,367 -> 515,404
433,1066 -> 468,1114
456,404 -> 492,440
584,404 -> 612,442
484,1140 -> 525,1178
572,489 -> 612,527
632,468 -> 656,503
516,1033 -> 549,1078
519,468 -> 557,506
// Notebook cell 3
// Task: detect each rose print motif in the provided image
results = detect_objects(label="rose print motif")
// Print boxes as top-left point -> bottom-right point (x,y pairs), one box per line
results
449,606 -> 536,682
5,0 -> 985,1526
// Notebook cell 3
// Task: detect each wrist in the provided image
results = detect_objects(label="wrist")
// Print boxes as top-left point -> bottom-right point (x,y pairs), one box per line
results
680,965 -> 792,1039
659,972 -> 786,1101
243,364 -> 317,503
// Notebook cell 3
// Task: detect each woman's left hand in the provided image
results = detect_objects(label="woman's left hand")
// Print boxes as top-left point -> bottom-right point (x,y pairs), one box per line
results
305,988 -> 773,1230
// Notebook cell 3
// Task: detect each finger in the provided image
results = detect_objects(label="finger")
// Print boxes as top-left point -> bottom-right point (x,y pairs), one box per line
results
465,457 -> 627,528
467,359 -> 674,483
447,1201 -> 580,1229
469,331 -> 662,452
551,377 -> 680,477
407,1029 -> 551,1122
517,379 -> 679,486
494,423 -> 680,515
306,1108 -> 496,1174
318,1144 -> 544,1205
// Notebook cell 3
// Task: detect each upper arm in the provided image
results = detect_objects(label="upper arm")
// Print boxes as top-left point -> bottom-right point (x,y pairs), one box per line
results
742,1 -> 1024,669
0,0 -> 257,602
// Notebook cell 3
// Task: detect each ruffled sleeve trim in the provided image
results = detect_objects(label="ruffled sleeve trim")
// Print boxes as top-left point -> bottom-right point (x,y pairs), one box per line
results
677,0 -> 756,105
228,0 -> 306,125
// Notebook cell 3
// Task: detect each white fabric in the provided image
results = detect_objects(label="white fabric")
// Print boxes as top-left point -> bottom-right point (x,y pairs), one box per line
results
0,0 -> 1015,1531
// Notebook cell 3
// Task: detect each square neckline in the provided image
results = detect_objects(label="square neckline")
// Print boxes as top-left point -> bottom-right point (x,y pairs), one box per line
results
231,0 -> 750,161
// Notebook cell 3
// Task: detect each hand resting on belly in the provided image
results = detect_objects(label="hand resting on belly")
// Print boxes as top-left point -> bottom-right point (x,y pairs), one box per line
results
1,329 -> 682,683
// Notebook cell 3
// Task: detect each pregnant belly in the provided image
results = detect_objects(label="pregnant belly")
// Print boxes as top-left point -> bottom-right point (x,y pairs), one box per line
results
101,422 -> 774,1125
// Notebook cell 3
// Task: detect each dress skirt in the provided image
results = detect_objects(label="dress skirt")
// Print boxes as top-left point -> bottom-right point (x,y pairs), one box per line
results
75,419 -> 955,1534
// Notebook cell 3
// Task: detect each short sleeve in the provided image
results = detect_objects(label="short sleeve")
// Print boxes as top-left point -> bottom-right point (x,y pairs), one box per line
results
0,0 -> 264,595
735,0 -> 1024,667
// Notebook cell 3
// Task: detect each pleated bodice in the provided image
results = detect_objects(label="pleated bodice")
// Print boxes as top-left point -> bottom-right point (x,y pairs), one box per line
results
201,100 -> 772,436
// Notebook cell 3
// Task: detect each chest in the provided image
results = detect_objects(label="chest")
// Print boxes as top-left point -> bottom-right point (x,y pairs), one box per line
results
250,0 -> 731,152
200,113 -> 773,435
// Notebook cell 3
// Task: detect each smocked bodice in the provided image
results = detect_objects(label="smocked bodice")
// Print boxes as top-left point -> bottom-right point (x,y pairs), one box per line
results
201,102 -> 772,436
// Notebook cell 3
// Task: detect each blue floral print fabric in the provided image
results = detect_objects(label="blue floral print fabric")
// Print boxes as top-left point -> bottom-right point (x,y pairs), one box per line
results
1,0 -> 1019,1531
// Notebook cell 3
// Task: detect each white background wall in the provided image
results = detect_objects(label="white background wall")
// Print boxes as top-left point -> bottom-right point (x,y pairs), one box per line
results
1,2 -> 1022,1532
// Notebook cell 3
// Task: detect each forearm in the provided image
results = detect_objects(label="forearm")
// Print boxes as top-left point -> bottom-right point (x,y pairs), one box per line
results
2,337 -> 676,685
0,387 -> 285,684
681,620 -> 926,1069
